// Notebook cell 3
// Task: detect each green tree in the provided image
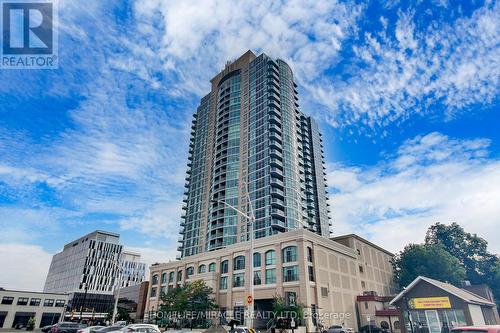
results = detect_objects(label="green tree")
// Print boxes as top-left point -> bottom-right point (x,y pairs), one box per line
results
425,222 -> 499,284
106,306 -> 131,322
158,280 -> 217,328
273,295 -> 305,321
392,243 -> 466,287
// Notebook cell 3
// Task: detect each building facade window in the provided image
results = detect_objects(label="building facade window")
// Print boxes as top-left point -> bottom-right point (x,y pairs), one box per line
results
285,292 -> 297,306
177,271 -> 182,282
151,274 -> 159,285
186,266 -> 194,277
168,272 -> 175,283
29,298 -> 41,306
265,268 -> 276,284
308,266 -> 315,281
43,299 -> 54,307
1,297 -> 14,305
359,265 -> 364,273
283,266 -> 299,282
265,250 -> 276,266
150,287 -> 157,298
17,297 -> 29,305
311,304 -> 317,325
198,264 -> 206,273
160,286 -> 166,295
233,273 -> 245,287
253,253 -> 261,267
233,256 -> 245,270
254,271 -> 262,285
221,260 -> 229,274
282,246 -> 297,263
208,262 -> 216,272
55,299 -> 65,307
307,247 -> 313,262
161,272 -> 167,284
220,276 -> 228,290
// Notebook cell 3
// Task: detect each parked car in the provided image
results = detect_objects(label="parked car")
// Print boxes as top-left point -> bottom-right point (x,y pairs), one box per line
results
42,325 -> 56,333
77,326 -> 105,333
113,324 -> 160,333
230,326 -> 251,333
359,325 -> 385,333
50,322 -> 87,333
324,325 -> 348,333
451,326 -> 500,333
88,327 -> 106,333
95,327 -> 125,333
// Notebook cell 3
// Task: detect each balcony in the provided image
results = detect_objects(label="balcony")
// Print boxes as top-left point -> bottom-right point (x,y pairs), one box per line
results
269,140 -> 283,150
269,148 -> 283,158
270,156 -> 282,166
271,187 -> 285,199
269,92 -> 280,102
270,197 -> 285,207
271,219 -> 286,232
270,177 -> 284,189
269,123 -> 281,134
269,131 -> 282,141
269,114 -> 281,125
268,99 -> 280,109
270,166 -> 284,177
271,208 -> 286,221
269,107 -> 281,117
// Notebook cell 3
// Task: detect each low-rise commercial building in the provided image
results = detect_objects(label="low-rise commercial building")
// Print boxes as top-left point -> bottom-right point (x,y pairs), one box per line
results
146,229 -> 396,332
390,276 -> 500,333
356,292 -> 401,333
0,289 -> 69,328
115,281 -> 149,321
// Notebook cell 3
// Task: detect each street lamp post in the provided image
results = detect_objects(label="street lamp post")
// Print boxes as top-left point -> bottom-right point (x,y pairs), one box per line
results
212,181 -> 255,329
111,257 -> 124,324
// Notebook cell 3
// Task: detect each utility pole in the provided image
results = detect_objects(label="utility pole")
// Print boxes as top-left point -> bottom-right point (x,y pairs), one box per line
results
80,283 -> 88,323
111,255 -> 124,324
212,180 -> 255,329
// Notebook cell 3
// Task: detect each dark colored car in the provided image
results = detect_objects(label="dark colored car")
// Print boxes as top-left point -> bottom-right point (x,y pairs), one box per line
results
359,325 -> 386,333
50,322 -> 86,333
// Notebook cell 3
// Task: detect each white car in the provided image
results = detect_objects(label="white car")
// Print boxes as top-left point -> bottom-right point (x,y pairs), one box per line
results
77,326 -> 105,333
108,324 -> 160,333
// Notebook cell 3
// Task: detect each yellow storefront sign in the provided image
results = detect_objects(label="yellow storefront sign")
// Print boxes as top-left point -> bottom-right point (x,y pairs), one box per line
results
409,297 -> 452,309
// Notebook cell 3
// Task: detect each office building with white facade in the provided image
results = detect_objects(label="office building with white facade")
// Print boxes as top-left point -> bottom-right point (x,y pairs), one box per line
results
43,230 -> 146,319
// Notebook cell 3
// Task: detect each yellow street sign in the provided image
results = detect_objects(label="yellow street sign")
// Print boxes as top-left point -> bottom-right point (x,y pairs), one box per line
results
409,297 -> 451,309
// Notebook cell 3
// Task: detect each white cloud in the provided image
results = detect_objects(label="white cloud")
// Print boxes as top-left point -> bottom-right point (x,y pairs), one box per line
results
126,246 -> 177,279
309,2 -> 500,127
328,132 -> 500,254
128,0 -> 363,97
0,244 -> 53,291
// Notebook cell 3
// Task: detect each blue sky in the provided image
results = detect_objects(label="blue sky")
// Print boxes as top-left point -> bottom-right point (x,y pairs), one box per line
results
0,0 -> 499,290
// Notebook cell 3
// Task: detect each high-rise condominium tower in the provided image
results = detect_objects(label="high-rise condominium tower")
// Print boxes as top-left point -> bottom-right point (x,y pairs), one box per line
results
179,51 -> 331,258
